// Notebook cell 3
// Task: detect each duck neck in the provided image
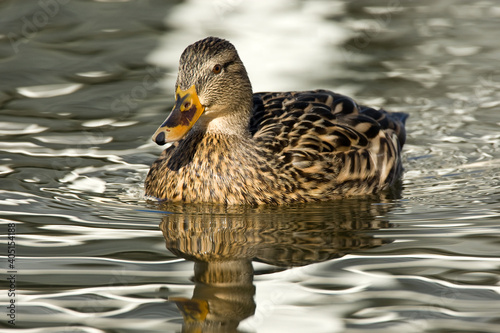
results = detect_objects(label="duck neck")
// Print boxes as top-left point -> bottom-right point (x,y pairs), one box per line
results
192,103 -> 253,140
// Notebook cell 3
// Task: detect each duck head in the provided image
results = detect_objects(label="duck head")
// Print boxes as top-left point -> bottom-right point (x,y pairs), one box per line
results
152,37 -> 253,145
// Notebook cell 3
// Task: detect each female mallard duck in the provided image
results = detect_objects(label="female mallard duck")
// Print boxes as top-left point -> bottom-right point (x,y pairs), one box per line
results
145,37 -> 408,205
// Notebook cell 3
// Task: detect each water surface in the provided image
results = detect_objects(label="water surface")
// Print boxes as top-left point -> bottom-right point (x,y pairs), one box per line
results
1,0 -> 499,332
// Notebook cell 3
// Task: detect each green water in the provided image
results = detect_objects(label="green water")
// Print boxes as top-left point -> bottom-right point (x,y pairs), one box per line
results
1,0 -> 499,332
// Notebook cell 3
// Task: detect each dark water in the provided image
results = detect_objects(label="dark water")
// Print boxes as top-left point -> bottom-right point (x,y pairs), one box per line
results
1,0 -> 500,332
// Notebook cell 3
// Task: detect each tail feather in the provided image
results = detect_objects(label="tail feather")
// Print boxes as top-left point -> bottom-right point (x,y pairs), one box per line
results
389,112 -> 409,125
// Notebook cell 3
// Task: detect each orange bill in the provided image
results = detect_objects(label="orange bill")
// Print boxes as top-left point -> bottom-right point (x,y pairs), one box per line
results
152,85 -> 205,145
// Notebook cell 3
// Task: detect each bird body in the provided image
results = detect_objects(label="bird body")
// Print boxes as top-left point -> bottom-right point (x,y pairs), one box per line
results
145,37 -> 408,205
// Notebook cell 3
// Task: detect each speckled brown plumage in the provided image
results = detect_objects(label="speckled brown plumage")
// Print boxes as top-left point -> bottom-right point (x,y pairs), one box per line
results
145,37 -> 408,205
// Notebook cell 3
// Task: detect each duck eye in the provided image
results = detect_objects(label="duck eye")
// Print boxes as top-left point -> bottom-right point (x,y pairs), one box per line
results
212,64 -> 222,74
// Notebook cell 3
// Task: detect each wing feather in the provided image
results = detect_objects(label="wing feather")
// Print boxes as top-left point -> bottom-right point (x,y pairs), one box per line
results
250,90 -> 407,193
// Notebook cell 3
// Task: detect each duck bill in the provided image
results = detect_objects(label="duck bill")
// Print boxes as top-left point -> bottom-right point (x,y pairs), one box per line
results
152,85 -> 204,145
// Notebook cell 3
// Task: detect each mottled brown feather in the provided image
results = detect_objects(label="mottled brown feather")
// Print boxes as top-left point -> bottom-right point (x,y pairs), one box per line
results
146,88 -> 407,205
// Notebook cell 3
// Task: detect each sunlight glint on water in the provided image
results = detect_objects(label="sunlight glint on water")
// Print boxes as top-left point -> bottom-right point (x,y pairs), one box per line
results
0,0 -> 499,332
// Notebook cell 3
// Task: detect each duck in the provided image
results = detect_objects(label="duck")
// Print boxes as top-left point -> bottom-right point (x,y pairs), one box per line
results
145,37 -> 408,205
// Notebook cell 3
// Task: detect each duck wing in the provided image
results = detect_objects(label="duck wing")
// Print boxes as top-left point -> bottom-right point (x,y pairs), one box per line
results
250,90 -> 408,194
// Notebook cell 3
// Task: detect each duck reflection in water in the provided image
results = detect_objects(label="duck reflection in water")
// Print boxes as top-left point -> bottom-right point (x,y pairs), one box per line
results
158,196 -> 397,332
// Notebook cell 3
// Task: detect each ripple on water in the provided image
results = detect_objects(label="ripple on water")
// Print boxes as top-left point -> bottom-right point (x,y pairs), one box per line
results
0,0 -> 500,332
16,83 -> 85,98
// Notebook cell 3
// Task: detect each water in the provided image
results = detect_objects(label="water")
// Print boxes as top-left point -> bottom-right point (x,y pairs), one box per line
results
1,0 -> 500,332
